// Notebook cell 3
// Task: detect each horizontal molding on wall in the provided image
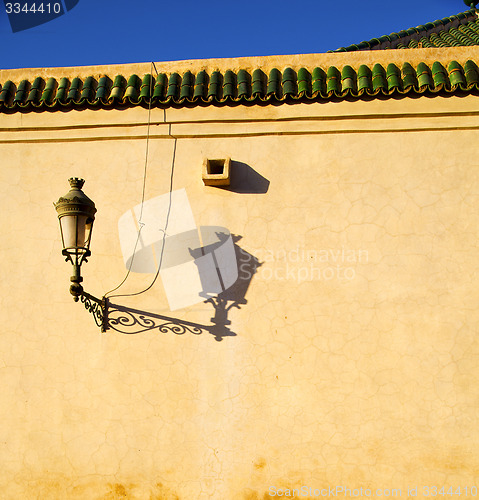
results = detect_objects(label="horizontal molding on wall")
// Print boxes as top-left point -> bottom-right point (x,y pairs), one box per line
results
0,104 -> 479,143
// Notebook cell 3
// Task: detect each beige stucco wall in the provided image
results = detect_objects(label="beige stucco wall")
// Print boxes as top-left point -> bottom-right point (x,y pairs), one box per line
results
3,44 -> 479,82
1,56 -> 479,499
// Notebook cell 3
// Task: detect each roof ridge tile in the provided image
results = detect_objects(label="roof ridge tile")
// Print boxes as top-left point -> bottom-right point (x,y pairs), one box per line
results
331,9 -> 479,52
2,60 -> 479,112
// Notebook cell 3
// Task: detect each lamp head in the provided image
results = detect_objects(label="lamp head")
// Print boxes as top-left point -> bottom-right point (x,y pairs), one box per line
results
54,177 -> 96,264
54,178 -> 97,300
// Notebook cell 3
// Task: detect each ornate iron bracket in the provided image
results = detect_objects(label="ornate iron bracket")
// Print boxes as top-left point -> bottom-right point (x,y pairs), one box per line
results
79,291 -> 108,332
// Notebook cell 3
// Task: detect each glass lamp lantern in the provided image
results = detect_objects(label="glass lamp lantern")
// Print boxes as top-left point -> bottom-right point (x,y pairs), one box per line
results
54,178 -> 97,300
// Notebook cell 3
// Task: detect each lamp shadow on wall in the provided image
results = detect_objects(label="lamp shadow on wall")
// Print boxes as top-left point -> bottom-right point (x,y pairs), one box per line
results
105,234 -> 261,342
202,234 -> 262,341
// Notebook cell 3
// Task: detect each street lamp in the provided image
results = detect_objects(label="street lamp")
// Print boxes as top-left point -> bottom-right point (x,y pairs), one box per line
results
464,0 -> 478,9
52,177 -> 237,339
54,177 -> 96,301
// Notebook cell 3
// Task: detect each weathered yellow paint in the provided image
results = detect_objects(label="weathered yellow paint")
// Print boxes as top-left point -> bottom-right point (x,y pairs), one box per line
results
2,45 -> 479,82
0,56 -> 479,499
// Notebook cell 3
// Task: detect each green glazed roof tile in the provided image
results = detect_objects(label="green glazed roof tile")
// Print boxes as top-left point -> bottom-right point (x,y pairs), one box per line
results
386,64 -> 402,91
466,20 -> 479,36
96,76 -> 111,100
464,59 -> 479,85
152,74 -> 167,99
27,77 -> 44,103
267,68 -> 281,96
451,26 -> 474,45
67,77 -> 82,101
3,59 -> 479,112
282,67 -> 297,95
125,74 -> 140,100
41,77 -> 56,104
180,71 -> 194,100
429,32 -> 449,47
80,76 -> 96,101
448,60 -> 467,86
357,65 -> 372,92
372,64 -> 387,92
356,42 -> 370,51
418,36 -> 434,48
14,80 -> 30,103
237,69 -> 251,98
341,65 -> 356,93
432,61 -> 449,87
417,62 -> 433,87
439,30 -> 462,46
208,71 -> 222,100
193,70 -> 208,99
402,63 -> 418,89
311,67 -> 326,94
0,80 -> 14,104
252,69 -> 266,96
223,70 -> 236,98
56,77 -> 69,102
167,73 -> 181,99
110,75 -> 126,100
463,24 -> 479,42
297,68 -> 311,95
326,66 -> 341,94
139,74 -> 153,99
331,9 -> 479,52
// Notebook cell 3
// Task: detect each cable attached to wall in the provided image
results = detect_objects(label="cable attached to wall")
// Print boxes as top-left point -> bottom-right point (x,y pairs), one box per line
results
104,61 -> 177,299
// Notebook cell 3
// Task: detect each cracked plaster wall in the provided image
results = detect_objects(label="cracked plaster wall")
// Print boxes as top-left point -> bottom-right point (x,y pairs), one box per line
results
0,90 -> 478,499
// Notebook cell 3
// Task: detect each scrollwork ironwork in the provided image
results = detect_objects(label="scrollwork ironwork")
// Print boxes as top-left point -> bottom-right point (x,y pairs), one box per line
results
158,322 -> 202,335
79,292 -> 106,331
107,304 -> 204,335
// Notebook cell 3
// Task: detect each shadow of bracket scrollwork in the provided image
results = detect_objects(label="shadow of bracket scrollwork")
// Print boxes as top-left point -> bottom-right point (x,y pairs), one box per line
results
79,293 -> 235,341
77,233 -> 261,342
107,302 -> 204,336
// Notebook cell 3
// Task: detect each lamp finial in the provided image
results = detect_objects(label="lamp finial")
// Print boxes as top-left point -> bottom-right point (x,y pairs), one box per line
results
68,177 -> 85,190
464,0 -> 478,9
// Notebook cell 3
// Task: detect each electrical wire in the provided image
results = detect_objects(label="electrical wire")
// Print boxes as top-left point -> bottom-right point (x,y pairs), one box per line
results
104,61 -> 177,299
106,136 -> 177,299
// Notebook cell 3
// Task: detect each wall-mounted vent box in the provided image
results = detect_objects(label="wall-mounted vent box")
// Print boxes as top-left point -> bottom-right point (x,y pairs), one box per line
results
202,157 -> 231,186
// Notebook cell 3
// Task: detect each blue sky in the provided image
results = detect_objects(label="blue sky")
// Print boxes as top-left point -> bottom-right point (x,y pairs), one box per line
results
0,0 -> 470,69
